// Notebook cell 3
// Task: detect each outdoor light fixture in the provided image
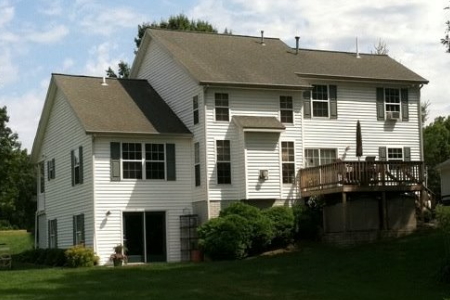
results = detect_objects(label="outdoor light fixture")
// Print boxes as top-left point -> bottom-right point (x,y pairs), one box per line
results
259,170 -> 269,180
106,210 -> 111,216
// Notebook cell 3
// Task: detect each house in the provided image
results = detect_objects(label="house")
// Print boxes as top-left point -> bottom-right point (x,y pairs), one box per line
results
437,159 -> 450,204
32,29 -> 428,264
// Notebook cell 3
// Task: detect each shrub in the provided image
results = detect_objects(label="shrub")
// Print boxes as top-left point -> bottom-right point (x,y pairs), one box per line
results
16,248 -> 67,267
220,202 -> 273,255
293,204 -> 322,241
65,245 -> 98,268
198,214 -> 251,260
436,205 -> 450,282
262,206 -> 295,248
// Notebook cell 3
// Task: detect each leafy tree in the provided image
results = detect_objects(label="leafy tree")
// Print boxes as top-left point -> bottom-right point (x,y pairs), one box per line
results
423,116 -> 450,195
0,106 -> 35,229
442,4 -> 450,52
107,13 -> 220,78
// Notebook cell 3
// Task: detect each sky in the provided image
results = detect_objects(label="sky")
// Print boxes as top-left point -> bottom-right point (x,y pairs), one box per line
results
1,0 -> 449,151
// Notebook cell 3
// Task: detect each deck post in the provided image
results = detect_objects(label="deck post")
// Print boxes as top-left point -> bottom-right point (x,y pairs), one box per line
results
342,192 -> 347,232
381,192 -> 388,230
419,187 -> 426,223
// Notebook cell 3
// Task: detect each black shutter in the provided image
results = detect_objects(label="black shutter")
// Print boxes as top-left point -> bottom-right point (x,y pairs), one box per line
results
329,85 -> 337,119
401,88 -> 409,121
54,220 -> 58,249
71,150 -> 75,186
403,147 -> 411,161
110,142 -> 121,181
48,220 -> 51,248
47,161 -> 50,181
52,158 -> 55,179
303,91 -> 311,119
376,88 -> 385,121
79,146 -> 84,184
72,216 -> 76,245
80,214 -> 85,244
379,147 -> 387,161
166,143 -> 176,181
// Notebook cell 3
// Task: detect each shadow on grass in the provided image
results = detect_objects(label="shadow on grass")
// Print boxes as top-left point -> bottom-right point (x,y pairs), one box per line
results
1,230 -> 449,300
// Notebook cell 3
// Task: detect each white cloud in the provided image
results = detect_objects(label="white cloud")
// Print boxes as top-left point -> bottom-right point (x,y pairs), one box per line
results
0,0 -> 14,28
25,24 -> 69,44
38,0 -> 63,16
0,48 -> 19,86
84,42 -> 119,76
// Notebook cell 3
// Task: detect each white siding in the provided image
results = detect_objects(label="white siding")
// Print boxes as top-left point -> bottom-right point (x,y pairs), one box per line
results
441,168 -> 450,197
37,88 -> 94,249
93,136 -> 192,264
205,88 -> 303,202
303,82 -> 421,162
135,39 -> 208,212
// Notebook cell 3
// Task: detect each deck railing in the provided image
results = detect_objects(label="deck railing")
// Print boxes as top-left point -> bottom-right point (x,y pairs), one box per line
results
299,161 -> 424,193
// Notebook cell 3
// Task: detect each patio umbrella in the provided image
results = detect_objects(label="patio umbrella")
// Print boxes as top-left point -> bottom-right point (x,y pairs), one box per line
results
356,120 -> 363,161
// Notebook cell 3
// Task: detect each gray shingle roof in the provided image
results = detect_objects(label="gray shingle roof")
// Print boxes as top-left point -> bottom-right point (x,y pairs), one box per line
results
233,116 -> 285,131
145,29 -> 428,86
53,74 -> 191,135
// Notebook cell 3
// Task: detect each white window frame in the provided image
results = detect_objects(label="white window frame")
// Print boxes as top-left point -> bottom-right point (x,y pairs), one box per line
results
215,93 -> 230,122
122,143 -> 143,179
74,214 -> 84,245
194,142 -> 201,187
216,140 -> 231,184
193,96 -> 199,125
311,85 -> 330,118
49,219 -> 57,249
280,96 -> 293,124
281,141 -> 295,184
387,147 -> 403,161
304,148 -> 337,167
145,143 -> 166,180
384,88 -> 401,116
121,142 -> 169,180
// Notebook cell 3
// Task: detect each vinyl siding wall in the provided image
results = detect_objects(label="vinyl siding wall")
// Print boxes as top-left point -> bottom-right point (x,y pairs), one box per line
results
93,136 -> 192,264
302,82 -> 421,162
134,40 -> 208,217
37,88 -> 94,249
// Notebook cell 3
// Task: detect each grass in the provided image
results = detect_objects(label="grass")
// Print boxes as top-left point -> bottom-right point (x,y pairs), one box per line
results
0,230 -> 34,254
0,229 -> 449,300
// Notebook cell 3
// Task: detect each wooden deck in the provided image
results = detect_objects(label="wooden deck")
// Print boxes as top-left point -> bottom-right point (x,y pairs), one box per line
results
299,161 -> 424,197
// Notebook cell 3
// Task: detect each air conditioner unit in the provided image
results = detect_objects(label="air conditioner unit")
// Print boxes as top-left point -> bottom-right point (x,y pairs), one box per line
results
386,111 -> 400,120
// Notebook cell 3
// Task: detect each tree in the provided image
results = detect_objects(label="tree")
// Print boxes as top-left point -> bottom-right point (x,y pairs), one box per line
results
372,39 -> 389,55
107,14 -> 220,78
0,106 -> 35,229
442,4 -> 450,52
423,116 -> 450,195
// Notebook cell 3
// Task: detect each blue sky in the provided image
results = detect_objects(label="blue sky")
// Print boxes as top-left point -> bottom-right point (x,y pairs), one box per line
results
1,0 -> 449,150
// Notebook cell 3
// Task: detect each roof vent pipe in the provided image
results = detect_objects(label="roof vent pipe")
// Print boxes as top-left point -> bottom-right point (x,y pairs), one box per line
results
356,37 -> 361,59
101,76 -> 108,86
295,36 -> 300,54
261,30 -> 265,45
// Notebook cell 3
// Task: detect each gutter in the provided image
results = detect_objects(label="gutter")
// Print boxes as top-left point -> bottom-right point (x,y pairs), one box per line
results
199,81 -> 310,91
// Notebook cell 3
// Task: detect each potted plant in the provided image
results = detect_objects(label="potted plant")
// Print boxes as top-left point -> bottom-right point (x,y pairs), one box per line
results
110,244 -> 127,267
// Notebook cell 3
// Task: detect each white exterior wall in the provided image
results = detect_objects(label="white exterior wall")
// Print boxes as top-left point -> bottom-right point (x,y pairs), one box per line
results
93,136 -> 192,264
441,168 -> 450,197
303,82 -> 422,162
134,40 -> 208,216
37,88 -> 94,249
204,88 -> 303,202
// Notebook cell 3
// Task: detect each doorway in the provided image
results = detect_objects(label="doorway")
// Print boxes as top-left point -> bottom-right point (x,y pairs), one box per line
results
123,211 -> 166,263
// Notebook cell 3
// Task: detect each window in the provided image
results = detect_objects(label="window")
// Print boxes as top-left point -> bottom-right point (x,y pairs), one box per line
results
280,96 -> 293,123
73,214 -> 85,245
215,93 -> 229,121
47,158 -> 55,180
39,162 -> 45,193
312,85 -> 329,117
305,149 -> 337,167
282,142 -> 295,183
387,148 -> 403,161
193,96 -> 199,125
385,88 -> 401,115
194,142 -> 201,186
122,143 -> 143,179
145,143 -> 165,179
71,147 -> 83,185
216,140 -> 231,184
48,219 -> 57,249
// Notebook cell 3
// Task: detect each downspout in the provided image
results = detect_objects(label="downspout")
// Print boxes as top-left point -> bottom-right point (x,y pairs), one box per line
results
417,84 -> 425,162
299,90 -> 306,200
91,135 -> 98,253
203,85 -> 211,220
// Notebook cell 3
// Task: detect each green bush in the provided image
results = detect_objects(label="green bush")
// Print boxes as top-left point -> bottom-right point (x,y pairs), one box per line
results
198,214 -> 251,260
293,204 -> 322,241
16,248 -> 67,267
263,206 -> 295,248
220,202 -> 273,255
436,205 -> 450,283
65,245 -> 98,268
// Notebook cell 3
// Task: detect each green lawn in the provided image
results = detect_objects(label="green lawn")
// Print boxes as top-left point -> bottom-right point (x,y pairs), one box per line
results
1,229 -> 449,300
0,230 -> 34,254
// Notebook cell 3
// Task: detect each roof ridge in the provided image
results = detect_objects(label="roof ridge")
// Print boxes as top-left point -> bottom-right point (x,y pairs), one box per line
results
52,73 -> 147,82
147,28 -> 281,41
293,48 -> 387,57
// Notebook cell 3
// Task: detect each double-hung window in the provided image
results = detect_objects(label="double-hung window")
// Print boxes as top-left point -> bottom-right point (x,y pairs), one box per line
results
215,93 -> 229,121
122,143 -> 143,179
47,159 -> 55,180
193,96 -> 199,125
73,214 -> 85,245
282,142 -> 295,183
280,96 -> 293,123
71,147 -> 83,185
312,85 -> 329,117
194,142 -> 201,186
387,148 -> 403,161
48,219 -> 57,249
145,144 -> 165,180
376,87 -> 409,121
385,88 -> 401,117
216,140 -> 231,184
305,148 -> 337,167
39,162 -> 45,193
